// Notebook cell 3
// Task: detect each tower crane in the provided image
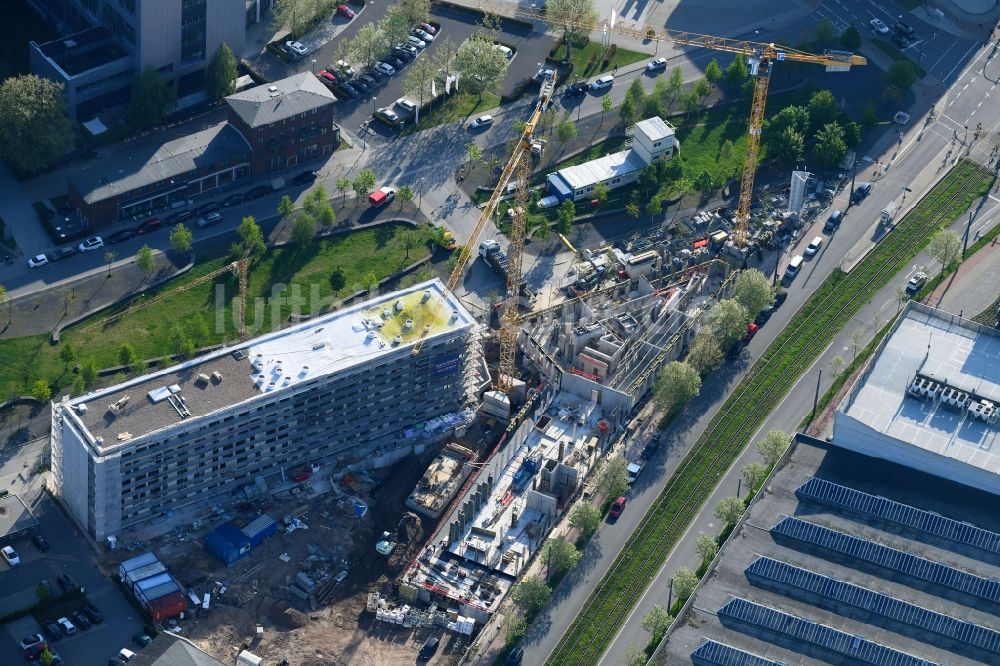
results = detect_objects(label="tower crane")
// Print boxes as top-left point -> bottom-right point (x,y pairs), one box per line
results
478,0 -> 866,245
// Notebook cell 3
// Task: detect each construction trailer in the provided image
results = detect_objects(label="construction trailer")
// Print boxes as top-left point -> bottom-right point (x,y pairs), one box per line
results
204,514 -> 278,566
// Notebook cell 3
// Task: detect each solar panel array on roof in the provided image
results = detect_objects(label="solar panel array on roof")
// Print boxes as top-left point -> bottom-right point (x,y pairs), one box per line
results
745,556 -> 1000,659
796,477 -> 1000,559
717,597 -> 937,666
690,639 -> 784,666
770,517 -> 1000,607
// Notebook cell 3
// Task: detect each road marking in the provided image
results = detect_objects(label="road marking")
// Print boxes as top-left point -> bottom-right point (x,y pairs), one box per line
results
963,84 -> 970,90
949,100 -> 956,107
978,101 -> 984,107
972,109 -> 978,116
944,42 -> 984,82
930,40 -> 958,74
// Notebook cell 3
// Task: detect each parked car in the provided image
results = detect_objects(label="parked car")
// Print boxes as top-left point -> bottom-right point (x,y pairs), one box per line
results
366,67 -> 386,82
57,573 -> 78,592
56,617 -> 76,636
906,271 -> 927,294
136,217 -> 162,233
851,181 -> 872,203
24,642 -> 50,661
246,185 -> 272,200
2,544 -> 21,566
132,632 -> 152,647
564,81 -> 589,96
285,40 -> 308,58
418,22 -> 437,34
42,623 -> 61,642
870,18 -> 889,34
27,254 -> 49,268
646,57 -> 668,72
350,77 -> 370,93
895,20 -> 916,37
335,59 -> 356,77
783,255 -> 804,282
223,193 -> 244,207
31,650 -> 61,666
19,634 -> 44,651
375,61 -> 396,76
395,97 -> 417,113
197,211 -> 223,228
107,229 -> 136,244
407,35 -> 427,49
641,434 -> 661,460
375,107 -> 399,124
32,534 -> 50,552
317,70 -> 338,86
412,28 -> 434,42
626,462 -> 643,484
292,170 -> 317,186
359,73 -> 379,87
72,611 -> 92,630
386,56 -> 406,70
418,636 -> 440,662
470,115 -> 494,129
824,209 -> 843,233
82,604 -> 105,624
608,496 -> 627,518
335,83 -> 360,99
744,322 -> 759,341
336,4 -> 355,18
590,74 -> 614,91
78,236 -> 105,252
805,236 -> 823,256
394,43 -> 418,57
391,46 -> 415,62
48,246 -> 77,262
165,210 -> 194,224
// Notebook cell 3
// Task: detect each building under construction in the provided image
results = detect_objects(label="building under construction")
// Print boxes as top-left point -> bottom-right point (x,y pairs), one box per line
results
49,279 -> 484,540
405,443 -> 475,519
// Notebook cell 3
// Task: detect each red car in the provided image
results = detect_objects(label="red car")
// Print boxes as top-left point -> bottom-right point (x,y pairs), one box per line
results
337,4 -> 355,18
744,322 -> 759,341
419,22 -> 436,34
608,496 -> 626,519
317,70 -> 337,86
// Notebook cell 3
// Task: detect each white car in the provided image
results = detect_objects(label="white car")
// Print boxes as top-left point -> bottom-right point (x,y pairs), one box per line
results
470,115 -> 494,129
412,28 -> 434,42
285,40 -> 308,57
646,57 -> 668,72
1,545 -> 20,566
335,60 -> 356,77
375,62 -> 396,76
407,35 -> 427,49
534,66 -> 554,81
376,107 -> 399,122
395,97 -> 417,113
78,236 -> 104,252
870,18 -> 889,35
56,617 -> 76,635
805,236 -> 824,256
28,253 -> 49,268
590,74 -> 614,91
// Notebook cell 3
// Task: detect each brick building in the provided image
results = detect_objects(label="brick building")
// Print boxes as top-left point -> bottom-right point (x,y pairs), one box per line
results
225,72 -> 341,175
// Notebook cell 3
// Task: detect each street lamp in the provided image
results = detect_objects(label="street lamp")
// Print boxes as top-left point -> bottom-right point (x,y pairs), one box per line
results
372,96 -> 377,116
419,177 -> 424,210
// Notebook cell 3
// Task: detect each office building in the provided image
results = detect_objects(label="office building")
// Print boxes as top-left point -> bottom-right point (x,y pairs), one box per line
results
49,279 -> 483,540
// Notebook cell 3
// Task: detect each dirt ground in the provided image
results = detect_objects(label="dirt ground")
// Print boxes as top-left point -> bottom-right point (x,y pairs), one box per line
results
111,448 -> 470,666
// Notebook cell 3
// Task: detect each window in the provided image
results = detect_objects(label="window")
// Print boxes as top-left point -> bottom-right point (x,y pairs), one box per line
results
653,141 -> 661,148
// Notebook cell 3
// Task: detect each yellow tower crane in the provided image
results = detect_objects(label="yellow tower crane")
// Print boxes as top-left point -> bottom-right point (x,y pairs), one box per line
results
479,0 -> 866,245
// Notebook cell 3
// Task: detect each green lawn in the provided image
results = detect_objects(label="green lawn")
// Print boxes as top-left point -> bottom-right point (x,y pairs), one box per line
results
547,160 -> 995,665
0,223 -> 432,398
405,91 -> 501,132
563,40 -> 649,78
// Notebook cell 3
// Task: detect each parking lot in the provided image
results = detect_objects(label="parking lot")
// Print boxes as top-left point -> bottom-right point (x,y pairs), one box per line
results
0,493 -> 145,665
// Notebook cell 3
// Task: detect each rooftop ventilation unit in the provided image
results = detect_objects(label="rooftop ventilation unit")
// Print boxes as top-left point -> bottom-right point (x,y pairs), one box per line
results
211,372 -> 223,383
395,300 -> 404,312
196,373 -> 210,386
108,396 -> 130,415
268,85 -> 279,96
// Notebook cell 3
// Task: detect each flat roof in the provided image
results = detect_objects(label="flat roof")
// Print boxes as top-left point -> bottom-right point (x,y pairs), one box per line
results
0,494 -> 38,538
66,279 -> 475,448
69,123 -> 250,204
225,72 -> 335,128
34,27 -> 130,77
661,437 -> 1000,665
552,149 -> 648,191
839,304 -> 1000,477
633,116 -> 676,142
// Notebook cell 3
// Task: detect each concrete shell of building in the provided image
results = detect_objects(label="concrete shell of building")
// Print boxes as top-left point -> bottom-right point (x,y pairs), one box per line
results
49,279 -> 482,539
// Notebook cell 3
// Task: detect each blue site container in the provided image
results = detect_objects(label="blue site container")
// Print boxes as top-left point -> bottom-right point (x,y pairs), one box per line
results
205,514 -> 277,566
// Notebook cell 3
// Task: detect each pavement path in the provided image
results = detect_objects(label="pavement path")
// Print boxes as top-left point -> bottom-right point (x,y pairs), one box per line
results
924,235 -> 1000,316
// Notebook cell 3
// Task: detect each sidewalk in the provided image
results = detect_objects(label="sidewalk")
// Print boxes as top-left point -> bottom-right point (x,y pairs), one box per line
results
0,164 -> 53,258
923,234 -> 1000,317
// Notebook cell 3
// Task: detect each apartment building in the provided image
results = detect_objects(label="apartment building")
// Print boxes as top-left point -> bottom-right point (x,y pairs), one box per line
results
49,279 -> 483,540
30,0 -> 248,119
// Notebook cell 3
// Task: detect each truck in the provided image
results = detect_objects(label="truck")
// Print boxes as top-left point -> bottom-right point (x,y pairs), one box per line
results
479,240 -> 531,297
369,186 -> 396,207
880,200 -> 898,226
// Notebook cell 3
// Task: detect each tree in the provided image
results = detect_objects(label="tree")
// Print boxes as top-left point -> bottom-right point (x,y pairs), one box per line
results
758,428 -> 791,468
814,122 -> 847,167
363,271 -> 379,295
815,16 -> 836,45
542,537 -> 580,580
556,119 -> 577,146
402,56 -> 438,122
397,184 -> 415,209
569,503 -> 601,542
840,23 -> 861,51
768,105 -> 809,136
291,213 -> 316,244
653,361 -> 701,416
169,223 -> 193,254
592,182 -> 609,205
741,462 -> 768,496
860,103 -> 879,130
546,0 -> 599,59
673,566 -> 699,602
126,68 -> 176,130
278,195 -> 295,221
402,235 -> 419,259
667,66 -> 685,103
641,604 -> 673,642
60,342 -> 76,370
119,343 -> 142,374
455,36 -> 510,98
732,269 -> 774,318
688,333 -> 722,375
206,42 -> 238,101
81,359 -> 98,388
104,250 -> 116,277
807,89 -> 839,133
705,58 -> 722,87
600,94 -> 613,120
706,299 -> 750,349
680,90 -> 700,115
595,455 -> 630,502
851,328 -> 864,364
136,244 -> 155,277
619,93 -> 639,125
719,139 -> 735,164
0,75 -> 73,175
466,142 -> 482,171
347,22 -> 388,69
927,229 -> 962,271
646,194 -> 664,223
772,126 -> 805,164
623,643 -> 646,666
885,59 -> 918,91
556,199 -> 575,234
399,0 -> 431,25
694,77 -> 711,103
510,576 -> 551,615
433,36 -> 460,79
353,169 -> 377,197
381,5 -> 413,48
236,216 -> 266,260
31,379 -> 52,403
714,496 -> 745,526
842,119 -> 861,148
39,648 -> 55,666
696,532 -> 718,565
625,202 -> 641,218
724,55 -> 748,88
336,176 -> 351,202
693,170 -> 714,192
272,0 -> 310,36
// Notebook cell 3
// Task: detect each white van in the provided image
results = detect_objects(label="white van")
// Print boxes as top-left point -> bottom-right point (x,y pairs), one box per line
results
493,44 -> 513,59
784,255 -> 804,281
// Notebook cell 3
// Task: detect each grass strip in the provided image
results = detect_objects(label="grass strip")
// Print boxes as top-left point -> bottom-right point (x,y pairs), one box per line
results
546,159 -> 994,665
